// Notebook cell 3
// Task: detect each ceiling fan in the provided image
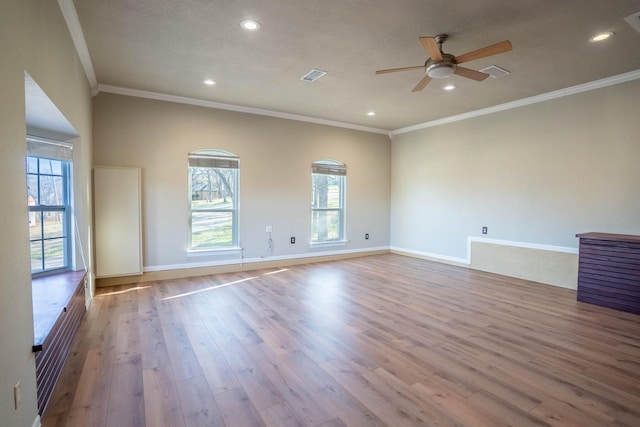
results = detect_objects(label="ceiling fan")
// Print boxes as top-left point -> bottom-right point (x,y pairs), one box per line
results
376,34 -> 512,92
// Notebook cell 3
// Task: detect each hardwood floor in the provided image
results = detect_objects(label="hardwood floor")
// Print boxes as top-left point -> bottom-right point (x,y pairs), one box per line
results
42,254 -> 640,426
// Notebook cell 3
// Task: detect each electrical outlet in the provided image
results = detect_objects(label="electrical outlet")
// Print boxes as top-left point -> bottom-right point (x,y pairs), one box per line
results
14,381 -> 21,410
290,237 -> 295,244
482,226 -> 488,235
365,233 -> 369,240
266,226 -> 272,233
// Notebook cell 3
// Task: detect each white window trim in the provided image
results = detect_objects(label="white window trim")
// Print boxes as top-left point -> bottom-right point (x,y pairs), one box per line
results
187,247 -> 243,256
309,240 -> 348,248
188,150 -> 240,251
311,159 -> 346,244
26,139 -> 74,277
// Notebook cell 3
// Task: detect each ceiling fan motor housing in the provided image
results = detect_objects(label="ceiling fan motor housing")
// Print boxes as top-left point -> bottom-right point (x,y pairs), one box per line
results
426,54 -> 456,78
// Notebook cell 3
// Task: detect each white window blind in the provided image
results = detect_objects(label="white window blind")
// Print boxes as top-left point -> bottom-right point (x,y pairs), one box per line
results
188,155 -> 239,169
26,136 -> 73,161
312,162 -> 346,176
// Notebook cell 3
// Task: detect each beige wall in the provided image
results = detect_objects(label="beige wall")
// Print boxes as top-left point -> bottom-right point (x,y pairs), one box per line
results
1,4 -> 636,425
92,93 -> 391,272
0,1 -> 92,425
391,79 -> 640,287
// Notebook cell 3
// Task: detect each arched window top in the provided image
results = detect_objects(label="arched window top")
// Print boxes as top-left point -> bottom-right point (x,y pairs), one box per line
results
312,159 -> 346,176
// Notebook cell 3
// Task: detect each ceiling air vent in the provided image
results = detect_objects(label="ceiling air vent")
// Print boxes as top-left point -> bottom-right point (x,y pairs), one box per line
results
625,12 -> 640,34
479,65 -> 511,78
301,69 -> 327,82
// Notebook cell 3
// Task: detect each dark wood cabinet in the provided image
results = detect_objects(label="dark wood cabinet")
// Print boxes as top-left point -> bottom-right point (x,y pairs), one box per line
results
576,232 -> 640,315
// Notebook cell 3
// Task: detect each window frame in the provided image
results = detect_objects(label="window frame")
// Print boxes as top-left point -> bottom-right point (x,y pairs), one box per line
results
310,160 -> 346,245
188,150 -> 240,252
27,154 -> 72,277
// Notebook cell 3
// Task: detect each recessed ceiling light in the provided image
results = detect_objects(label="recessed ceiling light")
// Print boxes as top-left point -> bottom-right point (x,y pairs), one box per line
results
443,85 -> 456,91
203,79 -> 216,86
589,31 -> 614,42
240,20 -> 260,31
367,111 -> 376,116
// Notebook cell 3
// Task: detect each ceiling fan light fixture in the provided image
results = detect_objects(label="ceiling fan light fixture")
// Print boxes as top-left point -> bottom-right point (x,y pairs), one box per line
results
426,62 -> 456,79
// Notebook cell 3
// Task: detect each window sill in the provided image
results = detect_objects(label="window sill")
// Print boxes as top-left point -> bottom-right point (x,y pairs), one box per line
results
187,247 -> 242,256
310,240 -> 348,249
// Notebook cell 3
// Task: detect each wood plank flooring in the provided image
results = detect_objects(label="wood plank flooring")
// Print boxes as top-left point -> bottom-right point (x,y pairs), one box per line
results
42,254 -> 640,426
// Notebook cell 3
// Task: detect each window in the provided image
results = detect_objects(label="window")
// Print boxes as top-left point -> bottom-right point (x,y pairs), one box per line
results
26,137 -> 73,275
311,160 -> 346,243
189,150 -> 239,250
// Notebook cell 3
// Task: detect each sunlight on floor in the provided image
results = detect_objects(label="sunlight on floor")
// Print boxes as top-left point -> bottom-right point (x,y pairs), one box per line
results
161,276 -> 258,300
262,268 -> 289,276
98,268 -> 293,301
97,286 -> 151,296
161,268 -> 292,300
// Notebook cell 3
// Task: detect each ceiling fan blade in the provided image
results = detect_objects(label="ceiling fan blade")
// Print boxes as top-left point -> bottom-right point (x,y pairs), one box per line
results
455,40 -> 512,64
454,66 -> 490,81
375,65 -> 424,75
412,75 -> 432,92
420,37 -> 443,61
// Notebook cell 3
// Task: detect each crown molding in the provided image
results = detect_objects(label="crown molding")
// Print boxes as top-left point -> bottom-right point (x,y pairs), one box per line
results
390,69 -> 640,137
97,84 -> 390,135
58,0 -> 386,134
59,0 -> 639,138
58,0 -> 98,94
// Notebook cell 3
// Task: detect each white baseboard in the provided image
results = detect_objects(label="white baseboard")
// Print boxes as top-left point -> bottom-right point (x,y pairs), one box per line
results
144,246 -> 390,272
391,237 -> 579,289
96,247 -> 392,286
389,246 -> 469,265
467,236 -> 577,257
391,237 -> 577,267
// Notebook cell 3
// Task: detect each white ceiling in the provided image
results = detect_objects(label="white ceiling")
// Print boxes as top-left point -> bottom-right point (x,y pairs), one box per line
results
72,0 -> 640,131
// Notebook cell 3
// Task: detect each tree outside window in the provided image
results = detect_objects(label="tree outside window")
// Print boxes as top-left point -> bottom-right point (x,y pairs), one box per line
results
188,150 -> 239,249
27,155 -> 71,274
311,160 -> 346,243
